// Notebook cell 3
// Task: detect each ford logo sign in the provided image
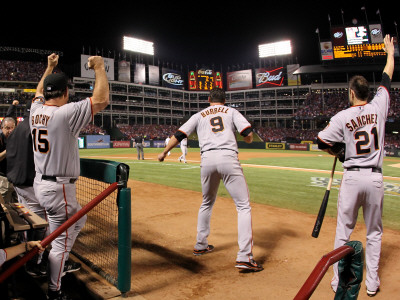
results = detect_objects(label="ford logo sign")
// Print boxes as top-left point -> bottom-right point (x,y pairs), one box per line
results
371,28 -> 382,36
334,32 -> 343,38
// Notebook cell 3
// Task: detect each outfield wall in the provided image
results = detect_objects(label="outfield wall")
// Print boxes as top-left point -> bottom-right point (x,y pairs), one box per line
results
79,135 -> 400,157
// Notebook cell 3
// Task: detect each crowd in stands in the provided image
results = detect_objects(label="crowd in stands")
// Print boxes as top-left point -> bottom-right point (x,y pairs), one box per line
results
0,60 -> 61,82
294,90 -> 400,120
116,124 -> 179,140
79,123 -> 106,135
255,127 -> 319,143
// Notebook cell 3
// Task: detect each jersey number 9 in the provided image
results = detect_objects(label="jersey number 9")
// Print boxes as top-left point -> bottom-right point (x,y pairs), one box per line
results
210,116 -> 224,133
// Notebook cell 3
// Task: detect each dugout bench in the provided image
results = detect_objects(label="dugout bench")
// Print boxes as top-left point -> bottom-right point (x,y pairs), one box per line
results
0,195 -> 48,299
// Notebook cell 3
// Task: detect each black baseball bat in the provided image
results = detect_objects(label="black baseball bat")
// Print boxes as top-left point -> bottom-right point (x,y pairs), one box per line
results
312,156 -> 337,238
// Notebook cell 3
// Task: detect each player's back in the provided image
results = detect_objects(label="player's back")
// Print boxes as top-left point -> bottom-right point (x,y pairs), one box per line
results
338,88 -> 388,168
30,99 -> 92,177
192,105 -> 250,153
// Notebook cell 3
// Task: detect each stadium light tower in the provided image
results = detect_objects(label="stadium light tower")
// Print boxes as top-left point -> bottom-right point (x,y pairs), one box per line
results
123,36 -> 154,55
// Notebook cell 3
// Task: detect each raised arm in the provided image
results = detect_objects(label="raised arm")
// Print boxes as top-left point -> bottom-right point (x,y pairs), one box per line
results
35,53 -> 59,98
382,34 -> 395,80
87,56 -> 110,115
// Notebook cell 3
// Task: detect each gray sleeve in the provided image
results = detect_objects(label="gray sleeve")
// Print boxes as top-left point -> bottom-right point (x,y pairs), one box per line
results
317,114 -> 344,146
61,98 -> 93,137
178,113 -> 199,137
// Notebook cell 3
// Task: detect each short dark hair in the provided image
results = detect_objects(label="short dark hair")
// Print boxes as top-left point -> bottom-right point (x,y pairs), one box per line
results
349,75 -> 369,101
209,87 -> 226,103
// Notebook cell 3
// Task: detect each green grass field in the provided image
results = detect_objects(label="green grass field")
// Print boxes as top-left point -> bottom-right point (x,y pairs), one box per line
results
80,147 -> 400,230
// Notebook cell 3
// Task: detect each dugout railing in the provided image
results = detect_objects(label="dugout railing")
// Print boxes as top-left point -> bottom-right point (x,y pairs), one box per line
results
73,158 -> 131,293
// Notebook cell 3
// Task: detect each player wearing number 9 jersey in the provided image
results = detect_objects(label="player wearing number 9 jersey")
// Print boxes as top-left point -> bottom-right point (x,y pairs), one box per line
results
30,53 -> 109,300
158,87 -> 263,271
317,35 -> 394,297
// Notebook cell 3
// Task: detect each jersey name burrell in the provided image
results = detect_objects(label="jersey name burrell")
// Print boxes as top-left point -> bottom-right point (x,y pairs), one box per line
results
179,105 -> 250,153
30,97 -> 93,177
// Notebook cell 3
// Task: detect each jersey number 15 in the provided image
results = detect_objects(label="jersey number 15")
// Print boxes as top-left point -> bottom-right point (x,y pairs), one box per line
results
32,128 -> 50,153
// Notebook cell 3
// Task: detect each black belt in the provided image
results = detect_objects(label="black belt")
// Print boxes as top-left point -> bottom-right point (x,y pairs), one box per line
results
346,167 -> 382,173
42,175 -> 78,184
201,148 -> 237,154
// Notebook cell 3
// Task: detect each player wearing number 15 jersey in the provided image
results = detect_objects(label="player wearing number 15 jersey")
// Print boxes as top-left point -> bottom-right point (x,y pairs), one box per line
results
30,53 -> 109,300
158,87 -> 263,271
317,35 -> 394,297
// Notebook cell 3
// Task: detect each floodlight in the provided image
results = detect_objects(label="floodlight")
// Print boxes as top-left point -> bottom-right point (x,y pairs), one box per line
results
123,36 -> 154,55
258,40 -> 292,58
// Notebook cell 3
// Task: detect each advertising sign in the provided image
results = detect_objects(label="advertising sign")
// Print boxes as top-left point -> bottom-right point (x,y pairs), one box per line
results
188,69 -> 221,91
118,60 -> 130,82
86,135 -> 110,149
148,65 -> 160,86
134,63 -> 146,84
287,64 -> 301,85
112,140 -> 131,148
320,41 -> 334,61
80,54 -> 114,80
226,69 -> 252,91
162,68 -> 184,90
255,67 -> 284,88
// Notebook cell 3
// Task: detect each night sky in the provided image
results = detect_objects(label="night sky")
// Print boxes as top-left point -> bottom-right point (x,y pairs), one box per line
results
1,1 -> 398,69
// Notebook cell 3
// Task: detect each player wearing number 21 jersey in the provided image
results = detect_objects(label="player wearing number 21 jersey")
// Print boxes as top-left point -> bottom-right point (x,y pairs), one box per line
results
317,35 -> 394,297
158,88 -> 263,271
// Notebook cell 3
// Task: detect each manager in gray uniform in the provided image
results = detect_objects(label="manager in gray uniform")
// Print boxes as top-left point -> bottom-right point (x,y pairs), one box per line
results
158,87 -> 263,272
317,35 -> 394,297
30,53 -> 109,300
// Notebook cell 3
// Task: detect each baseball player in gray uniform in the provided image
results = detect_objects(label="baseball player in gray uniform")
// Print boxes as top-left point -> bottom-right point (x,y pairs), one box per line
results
158,87 -> 263,271
30,53 -> 109,300
317,35 -> 394,297
178,137 -> 187,163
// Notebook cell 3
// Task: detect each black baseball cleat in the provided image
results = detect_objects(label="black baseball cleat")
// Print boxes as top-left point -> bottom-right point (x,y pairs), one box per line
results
26,260 -> 47,278
235,259 -> 264,272
193,245 -> 214,256
62,260 -> 81,277
47,289 -> 72,300
367,287 -> 380,297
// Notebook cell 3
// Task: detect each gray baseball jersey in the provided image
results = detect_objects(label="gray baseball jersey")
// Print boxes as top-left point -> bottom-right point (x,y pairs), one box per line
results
30,97 -> 93,177
318,82 -> 389,169
179,105 -> 251,153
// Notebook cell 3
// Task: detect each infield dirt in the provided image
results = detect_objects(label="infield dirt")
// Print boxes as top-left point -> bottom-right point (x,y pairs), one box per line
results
114,151 -> 400,300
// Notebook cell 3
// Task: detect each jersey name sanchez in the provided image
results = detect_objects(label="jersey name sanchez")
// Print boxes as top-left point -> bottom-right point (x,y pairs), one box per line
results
30,97 -> 93,177
179,105 -> 251,153
318,81 -> 390,169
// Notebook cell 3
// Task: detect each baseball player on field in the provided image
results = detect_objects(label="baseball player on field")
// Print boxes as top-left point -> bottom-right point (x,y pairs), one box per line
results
30,53 -> 109,300
165,135 -> 171,156
178,137 -> 187,163
158,87 -> 263,272
317,35 -> 394,297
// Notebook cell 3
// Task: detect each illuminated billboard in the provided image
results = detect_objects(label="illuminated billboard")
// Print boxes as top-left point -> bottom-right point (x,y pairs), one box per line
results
331,24 -> 386,60
226,69 -> 252,91
162,68 -> 184,90
188,69 -> 223,91
255,67 -> 284,88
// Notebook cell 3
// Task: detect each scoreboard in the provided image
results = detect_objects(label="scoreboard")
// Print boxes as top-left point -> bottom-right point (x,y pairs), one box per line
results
327,24 -> 387,60
188,69 -> 223,91
333,43 -> 386,59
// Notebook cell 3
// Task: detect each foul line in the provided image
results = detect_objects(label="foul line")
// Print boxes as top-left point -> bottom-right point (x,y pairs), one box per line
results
81,155 -> 400,181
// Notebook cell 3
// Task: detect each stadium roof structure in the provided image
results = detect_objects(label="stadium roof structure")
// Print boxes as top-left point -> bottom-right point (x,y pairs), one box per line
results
293,63 -> 386,75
